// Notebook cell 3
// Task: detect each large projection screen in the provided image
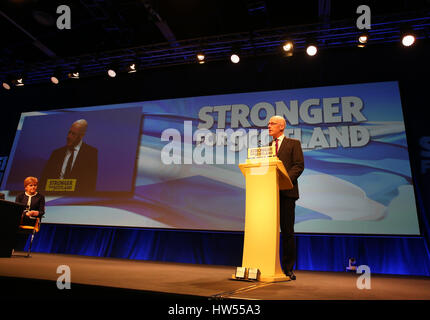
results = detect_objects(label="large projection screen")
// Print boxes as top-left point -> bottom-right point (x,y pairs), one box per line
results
0,81 -> 421,235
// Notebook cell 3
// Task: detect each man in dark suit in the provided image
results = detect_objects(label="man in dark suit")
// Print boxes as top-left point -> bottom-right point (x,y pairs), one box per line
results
268,115 -> 304,280
41,119 -> 98,193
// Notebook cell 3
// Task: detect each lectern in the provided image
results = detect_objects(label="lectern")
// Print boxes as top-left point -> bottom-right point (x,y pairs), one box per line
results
233,146 -> 293,282
0,199 -> 26,257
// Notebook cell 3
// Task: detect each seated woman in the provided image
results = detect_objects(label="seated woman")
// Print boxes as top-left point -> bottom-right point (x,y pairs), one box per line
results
15,176 -> 45,226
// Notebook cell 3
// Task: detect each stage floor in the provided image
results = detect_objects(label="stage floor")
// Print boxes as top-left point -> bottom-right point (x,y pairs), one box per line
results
1,252 -> 430,300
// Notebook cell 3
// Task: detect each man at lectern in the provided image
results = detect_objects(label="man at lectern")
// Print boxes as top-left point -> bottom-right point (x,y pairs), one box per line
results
41,119 -> 98,193
268,116 -> 304,280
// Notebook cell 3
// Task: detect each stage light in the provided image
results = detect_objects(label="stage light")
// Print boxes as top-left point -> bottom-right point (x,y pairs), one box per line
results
306,44 -> 318,56
107,68 -> 116,78
401,33 -> 415,47
13,77 -> 24,87
196,52 -> 205,64
230,53 -> 240,64
346,258 -> 357,271
50,69 -> 62,84
2,82 -> 11,90
50,76 -> 59,84
68,71 -> 79,79
282,41 -> 294,56
357,33 -> 368,47
127,63 -> 137,73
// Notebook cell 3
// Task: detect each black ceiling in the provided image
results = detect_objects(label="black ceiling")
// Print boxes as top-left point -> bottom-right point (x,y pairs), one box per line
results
0,0 -> 429,79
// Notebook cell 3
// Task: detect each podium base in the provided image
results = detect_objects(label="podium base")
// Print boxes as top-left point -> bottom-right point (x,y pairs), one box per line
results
231,274 -> 290,283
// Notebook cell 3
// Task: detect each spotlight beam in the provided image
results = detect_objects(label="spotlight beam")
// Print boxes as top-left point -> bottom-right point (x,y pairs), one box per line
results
0,10 -> 57,58
142,0 -> 178,47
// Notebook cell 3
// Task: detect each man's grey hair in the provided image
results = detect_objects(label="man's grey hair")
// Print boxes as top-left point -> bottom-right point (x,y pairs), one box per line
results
73,119 -> 88,135
270,115 -> 286,129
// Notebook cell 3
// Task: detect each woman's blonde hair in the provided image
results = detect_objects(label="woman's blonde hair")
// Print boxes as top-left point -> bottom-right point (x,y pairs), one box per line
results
24,176 -> 38,187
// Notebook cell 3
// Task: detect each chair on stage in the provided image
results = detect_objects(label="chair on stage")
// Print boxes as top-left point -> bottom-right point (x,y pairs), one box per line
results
17,212 -> 41,257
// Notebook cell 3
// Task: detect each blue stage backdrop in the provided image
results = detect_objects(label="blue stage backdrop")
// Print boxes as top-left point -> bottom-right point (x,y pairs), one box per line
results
3,81 -> 430,276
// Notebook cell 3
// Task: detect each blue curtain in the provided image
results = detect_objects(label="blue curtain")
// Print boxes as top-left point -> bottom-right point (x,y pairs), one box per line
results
25,223 -> 430,276
295,235 -> 430,275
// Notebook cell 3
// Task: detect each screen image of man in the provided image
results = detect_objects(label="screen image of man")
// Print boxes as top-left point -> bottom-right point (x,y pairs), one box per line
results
41,119 -> 98,193
268,115 -> 304,281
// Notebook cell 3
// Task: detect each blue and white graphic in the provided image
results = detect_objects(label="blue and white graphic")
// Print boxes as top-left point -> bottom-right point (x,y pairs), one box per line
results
1,81 -> 420,235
